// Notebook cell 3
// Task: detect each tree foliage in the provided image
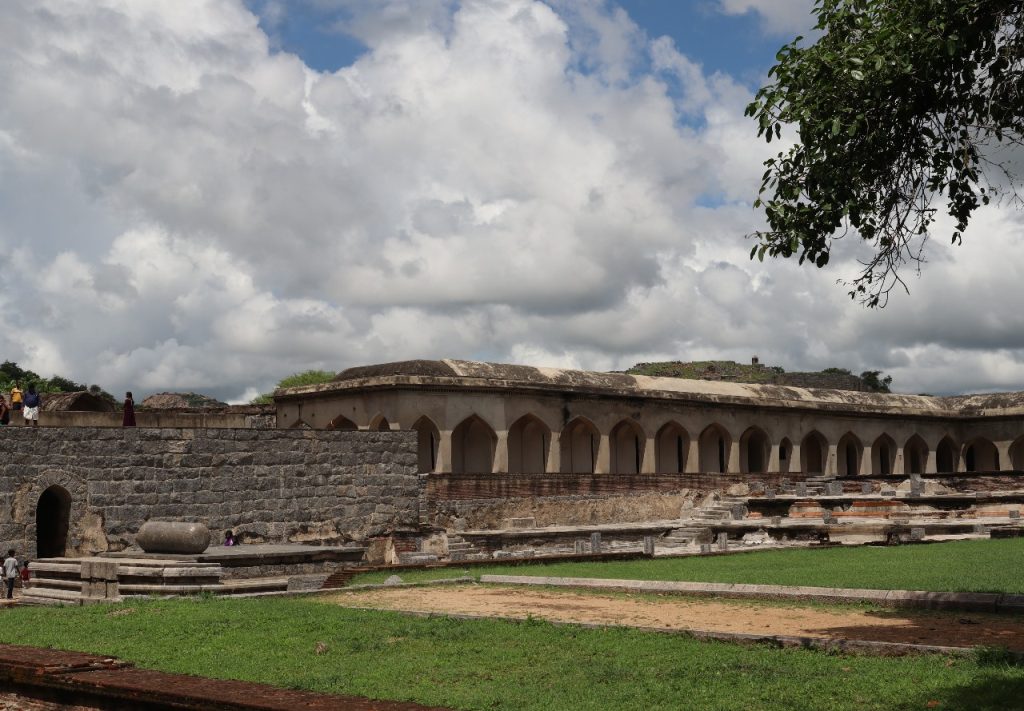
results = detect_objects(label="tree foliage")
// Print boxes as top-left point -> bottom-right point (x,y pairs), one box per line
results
859,369 -> 893,392
747,0 -> 1024,306
250,369 -> 336,405
0,360 -> 115,402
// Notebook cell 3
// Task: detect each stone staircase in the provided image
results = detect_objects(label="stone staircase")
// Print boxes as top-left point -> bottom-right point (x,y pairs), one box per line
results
689,496 -> 747,523
661,527 -> 711,548
447,534 -> 487,561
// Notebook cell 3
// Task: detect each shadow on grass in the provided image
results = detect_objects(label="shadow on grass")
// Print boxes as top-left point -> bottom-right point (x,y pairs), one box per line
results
804,608 -> 1024,652
903,675 -> 1024,711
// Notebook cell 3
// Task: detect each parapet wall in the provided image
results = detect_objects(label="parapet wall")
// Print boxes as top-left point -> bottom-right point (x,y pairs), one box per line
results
0,427 -> 419,559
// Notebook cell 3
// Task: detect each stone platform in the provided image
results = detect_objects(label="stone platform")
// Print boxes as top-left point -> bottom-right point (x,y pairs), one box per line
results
23,544 -> 367,605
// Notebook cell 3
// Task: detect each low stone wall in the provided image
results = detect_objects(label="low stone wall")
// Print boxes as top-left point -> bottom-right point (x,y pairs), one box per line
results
424,472 -> 809,501
421,472 -> 802,530
0,427 -> 419,559
29,409 -> 275,428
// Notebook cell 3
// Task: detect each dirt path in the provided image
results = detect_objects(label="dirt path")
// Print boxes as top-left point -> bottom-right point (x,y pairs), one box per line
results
325,584 -> 1024,651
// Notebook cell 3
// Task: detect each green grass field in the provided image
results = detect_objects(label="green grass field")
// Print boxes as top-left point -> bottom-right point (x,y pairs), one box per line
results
348,538 -> 1024,592
1,596 -> 1022,710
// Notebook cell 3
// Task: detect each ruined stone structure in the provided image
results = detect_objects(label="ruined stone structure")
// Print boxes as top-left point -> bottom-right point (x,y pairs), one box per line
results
4,358 -> 1024,572
0,427 -> 418,560
273,360 -> 1024,477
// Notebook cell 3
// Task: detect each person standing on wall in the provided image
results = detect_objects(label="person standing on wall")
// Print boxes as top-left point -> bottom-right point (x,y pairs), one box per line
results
22,385 -> 41,427
122,391 -> 136,427
3,550 -> 17,599
10,382 -> 22,424
0,395 -> 9,426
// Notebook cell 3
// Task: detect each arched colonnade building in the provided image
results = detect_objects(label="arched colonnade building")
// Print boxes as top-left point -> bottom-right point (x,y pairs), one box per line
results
274,360 -> 1024,477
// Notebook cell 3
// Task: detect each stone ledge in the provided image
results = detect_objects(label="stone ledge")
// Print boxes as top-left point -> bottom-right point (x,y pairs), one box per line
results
479,575 -> 1024,613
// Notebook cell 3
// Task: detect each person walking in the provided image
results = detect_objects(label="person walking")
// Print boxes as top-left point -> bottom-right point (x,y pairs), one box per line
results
122,391 -> 136,427
3,550 -> 17,599
22,385 -> 41,427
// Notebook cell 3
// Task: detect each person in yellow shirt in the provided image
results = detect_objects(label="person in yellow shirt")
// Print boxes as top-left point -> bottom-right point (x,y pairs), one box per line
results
10,383 -> 22,416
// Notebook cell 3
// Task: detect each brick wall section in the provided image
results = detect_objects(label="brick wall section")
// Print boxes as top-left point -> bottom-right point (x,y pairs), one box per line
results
0,427 -> 419,559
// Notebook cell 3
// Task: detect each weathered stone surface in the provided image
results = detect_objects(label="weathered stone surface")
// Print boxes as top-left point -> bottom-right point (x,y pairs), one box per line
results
136,521 -> 211,554
0,427 -> 419,559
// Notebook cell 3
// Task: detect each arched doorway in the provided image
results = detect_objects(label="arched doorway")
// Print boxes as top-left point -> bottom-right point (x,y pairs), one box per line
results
560,418 -> 599,473
964,438 -> 999,472
1010,436 -> 1024,471
698,424 -> 731,474
739,427 -> 769,474
327,414 -> 357,431
36,486 -> 72,558
508,414 -> 550,473
655,422 -> 689,473
801,431 -> 827,474
871,434 -> 897,475
936,436 -> 958,472
412,416 -> 440,473
778,438 -> 792,474
368,415 -> 391,431
610,419 -> 645,474
836,433 -> 862,476
904,434 -> 928,475
451,415 -> 497,474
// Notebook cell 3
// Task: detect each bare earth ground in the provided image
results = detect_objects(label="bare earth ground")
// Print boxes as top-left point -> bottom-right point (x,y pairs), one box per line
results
326,584 -> 1024,651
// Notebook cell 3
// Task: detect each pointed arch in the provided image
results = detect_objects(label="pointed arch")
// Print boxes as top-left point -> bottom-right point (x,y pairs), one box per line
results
327,414 -> 357,431
698,424 -> 731,473
739,426 -> 769,474
1010,436 -> 1024,471
508,414 -> 551,473
655,422 -> 689,474
560,417 -> 599,473
871,433 -> 897,475
610,419 -> 645,474
836,432 -> 863,476
412,416 -> 440,473
801,431 -> 827,474
936,436 -> 958,473
451,415 -> 497,474
964,437 -> 999,472
904,434 -> 929,475
778,437 -> 793,474
368,414 -> 391,431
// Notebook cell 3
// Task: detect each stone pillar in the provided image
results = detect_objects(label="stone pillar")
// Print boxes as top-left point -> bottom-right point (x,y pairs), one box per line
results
641,437 -> 656,474
826,444 -> 838,476
859,450 -> 872,476
494,431 -> 509,473
894,447 -> 905,476
727,440 -> 741,474
595,433 -> 610,474
997,442 -> 1012,471
925,449 -> 937,474
685,444 -> 700,474
957,446 -> 967,473
789,442 -> 802,473
547,431 -> 561,473
768,443 -> 780,472
437,431 -> 453,472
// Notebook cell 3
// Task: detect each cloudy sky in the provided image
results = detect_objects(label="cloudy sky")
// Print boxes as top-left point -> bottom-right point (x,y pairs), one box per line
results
2,0 -> 1023,402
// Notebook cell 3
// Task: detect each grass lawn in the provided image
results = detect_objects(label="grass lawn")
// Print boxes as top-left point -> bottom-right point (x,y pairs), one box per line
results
1,596 -> 1022,710
348,538 -> 1024,592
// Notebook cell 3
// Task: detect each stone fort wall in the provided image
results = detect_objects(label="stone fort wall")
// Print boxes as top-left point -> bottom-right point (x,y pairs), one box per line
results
0,427 -> 420,559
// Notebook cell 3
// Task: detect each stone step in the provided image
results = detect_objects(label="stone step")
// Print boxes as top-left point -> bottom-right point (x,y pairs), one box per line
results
25,578 -> 83,592
20,587 -> 81,604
